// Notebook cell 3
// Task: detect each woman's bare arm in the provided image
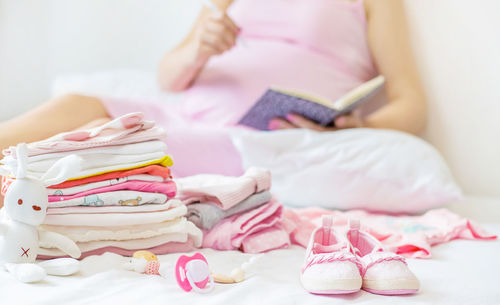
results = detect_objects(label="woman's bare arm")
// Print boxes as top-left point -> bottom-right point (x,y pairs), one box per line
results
363,0 -> 427,135
157,0 -> 237,92
271,0 -> 427,135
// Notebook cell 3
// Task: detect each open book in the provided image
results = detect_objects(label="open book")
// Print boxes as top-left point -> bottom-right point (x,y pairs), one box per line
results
238,75 -> 385,130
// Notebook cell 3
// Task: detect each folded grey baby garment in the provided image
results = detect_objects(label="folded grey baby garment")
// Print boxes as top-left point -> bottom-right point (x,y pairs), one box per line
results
187,191 -> 272,230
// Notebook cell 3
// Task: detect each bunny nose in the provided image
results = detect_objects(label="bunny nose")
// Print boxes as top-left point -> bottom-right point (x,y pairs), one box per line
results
32,205 -> 41,211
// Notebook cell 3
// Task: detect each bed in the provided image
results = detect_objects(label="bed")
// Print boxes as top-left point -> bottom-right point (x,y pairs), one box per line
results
2,196 -> 498,305
4,56 -> 497,305
2,1 -> 499,303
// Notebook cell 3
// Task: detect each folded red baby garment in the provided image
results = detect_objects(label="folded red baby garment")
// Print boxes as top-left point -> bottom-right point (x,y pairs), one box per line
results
48,175 -> 165,196
48,164 -> 171,189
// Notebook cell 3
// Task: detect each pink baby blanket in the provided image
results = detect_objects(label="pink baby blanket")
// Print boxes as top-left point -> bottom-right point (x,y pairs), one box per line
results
284,207 -> 497,258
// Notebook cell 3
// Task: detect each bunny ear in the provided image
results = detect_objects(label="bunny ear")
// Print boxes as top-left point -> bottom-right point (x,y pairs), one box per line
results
40,154 -> 83,187
15,143 -> 29,179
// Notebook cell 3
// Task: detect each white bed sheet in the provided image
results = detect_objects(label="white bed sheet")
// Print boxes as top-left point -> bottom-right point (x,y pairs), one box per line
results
1,198 -> 499,305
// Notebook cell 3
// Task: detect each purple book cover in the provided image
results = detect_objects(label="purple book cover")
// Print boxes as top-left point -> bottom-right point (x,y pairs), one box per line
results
238,89 -> 338,130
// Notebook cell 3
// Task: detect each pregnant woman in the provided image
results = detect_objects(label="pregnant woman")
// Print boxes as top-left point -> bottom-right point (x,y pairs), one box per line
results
0,0 -> 426,177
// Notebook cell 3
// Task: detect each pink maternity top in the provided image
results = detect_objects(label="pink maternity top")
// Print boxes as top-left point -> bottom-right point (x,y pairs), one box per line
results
180,0 -> 378,126
102,0 -> 379,177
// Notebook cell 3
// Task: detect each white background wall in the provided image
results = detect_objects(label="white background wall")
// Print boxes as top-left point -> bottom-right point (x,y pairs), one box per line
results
0,0 -> 499,197
0,0 -> 199,119
405,1 -> 500,197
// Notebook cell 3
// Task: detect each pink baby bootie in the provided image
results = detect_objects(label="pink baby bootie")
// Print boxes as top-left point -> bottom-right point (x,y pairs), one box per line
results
346,220 -> 420,295
301,215 -> 362,294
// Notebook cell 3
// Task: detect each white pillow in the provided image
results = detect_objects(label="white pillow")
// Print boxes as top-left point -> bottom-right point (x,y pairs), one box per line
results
229,128 -> 462,213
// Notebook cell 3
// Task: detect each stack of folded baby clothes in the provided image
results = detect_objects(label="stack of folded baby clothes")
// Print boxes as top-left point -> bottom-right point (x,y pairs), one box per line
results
176,167 -> 291,253
1,112 -> 202,259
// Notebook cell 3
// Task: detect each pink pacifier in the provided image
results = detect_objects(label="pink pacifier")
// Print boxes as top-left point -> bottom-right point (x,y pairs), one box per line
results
175,252 -> 214,293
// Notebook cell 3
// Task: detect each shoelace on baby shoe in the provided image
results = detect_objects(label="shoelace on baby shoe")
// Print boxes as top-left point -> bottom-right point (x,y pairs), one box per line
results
302,247 -> 363,272
302,216 -> 363,273
359,252 -> 408,277
347,219 -> 407,276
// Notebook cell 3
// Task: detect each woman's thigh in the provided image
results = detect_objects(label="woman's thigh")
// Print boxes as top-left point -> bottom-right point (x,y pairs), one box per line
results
0,94 -> 110,147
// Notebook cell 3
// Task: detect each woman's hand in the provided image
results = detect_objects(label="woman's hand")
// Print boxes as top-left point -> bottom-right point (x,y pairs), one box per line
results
268,112 -> 364,131
189,10 -> 240,64
159,8 -> 239,92
158,1 -> 238,92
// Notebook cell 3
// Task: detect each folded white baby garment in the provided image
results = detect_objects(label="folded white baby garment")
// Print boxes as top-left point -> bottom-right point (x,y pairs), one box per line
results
47,199 -> 173,215
26,151 -> 166,173
41,216 -> 192,242
44,200 -> 186,226
47,190 -> 167,208
19,155 -> 172,180
39,221 -> 203,255
42,216 -> 196,234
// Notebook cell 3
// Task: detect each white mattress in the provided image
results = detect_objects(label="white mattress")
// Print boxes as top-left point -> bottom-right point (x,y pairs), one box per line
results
2,197 -> 499,305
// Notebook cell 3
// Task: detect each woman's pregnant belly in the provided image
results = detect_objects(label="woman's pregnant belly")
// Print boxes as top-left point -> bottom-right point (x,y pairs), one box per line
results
181,38 -> 367,127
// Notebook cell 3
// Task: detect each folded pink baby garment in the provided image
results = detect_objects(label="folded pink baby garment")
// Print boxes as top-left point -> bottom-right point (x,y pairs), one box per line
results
5,140 -> 167,164
202,199 -> 290,253
37,238 -> 197,260
2,112 -> 166,157
176,167 -> 271,210
48,164 -> 171,189
44,200 -> 187,226
48,180 -> 177,202
284,208 -> 497,258
240,225 -> 291,253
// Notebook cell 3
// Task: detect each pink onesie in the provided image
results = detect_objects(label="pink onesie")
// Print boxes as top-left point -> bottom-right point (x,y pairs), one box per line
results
283,208 -> 497,258
100,0 -> 378,177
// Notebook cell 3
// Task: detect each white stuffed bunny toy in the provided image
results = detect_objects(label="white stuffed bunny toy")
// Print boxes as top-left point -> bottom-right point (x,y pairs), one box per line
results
0,143 -> 82,283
